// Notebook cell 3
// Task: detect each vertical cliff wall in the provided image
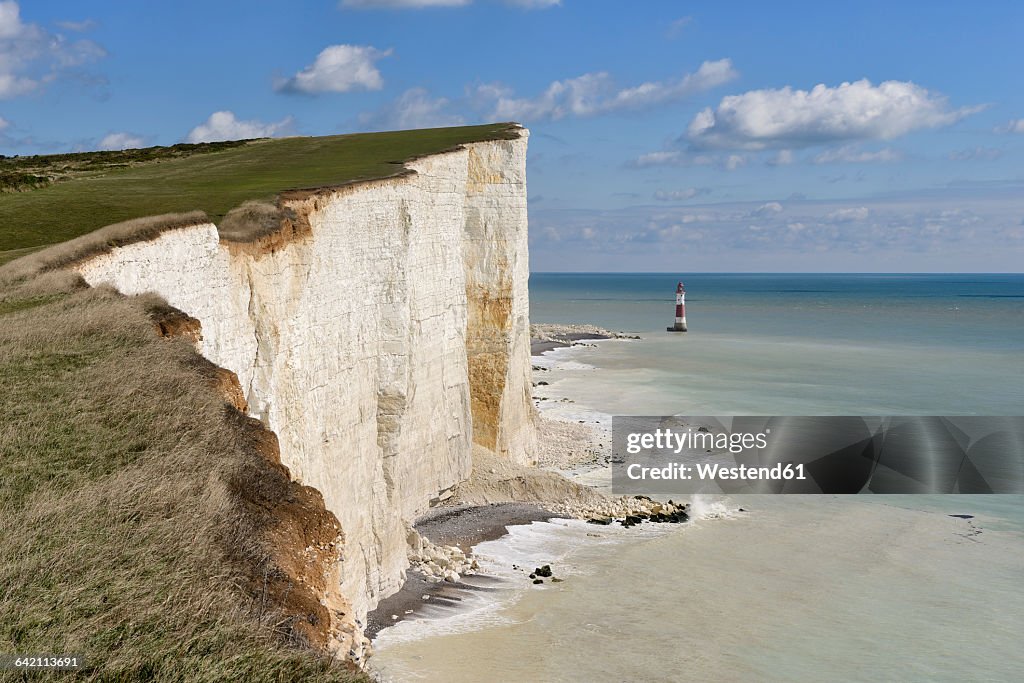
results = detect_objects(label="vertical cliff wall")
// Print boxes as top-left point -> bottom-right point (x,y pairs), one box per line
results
72,131 -> 534,652
464,142 -> 536,465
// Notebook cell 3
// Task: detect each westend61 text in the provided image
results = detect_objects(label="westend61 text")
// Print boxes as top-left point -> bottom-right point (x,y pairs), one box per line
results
626,462 -> 807,482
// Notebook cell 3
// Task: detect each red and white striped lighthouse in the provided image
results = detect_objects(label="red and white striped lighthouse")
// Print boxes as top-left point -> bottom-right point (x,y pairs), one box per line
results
667,281 -> 687,332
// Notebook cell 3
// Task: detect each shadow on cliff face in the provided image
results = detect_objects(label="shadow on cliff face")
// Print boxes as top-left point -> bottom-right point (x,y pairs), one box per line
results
0,265 -> 367,682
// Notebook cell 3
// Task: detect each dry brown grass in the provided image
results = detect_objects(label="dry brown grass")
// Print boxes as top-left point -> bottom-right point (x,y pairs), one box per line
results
0,203 -> 303,287
218,200 -> 297,243
0,212 -> 209,287
0,270 -> 366,682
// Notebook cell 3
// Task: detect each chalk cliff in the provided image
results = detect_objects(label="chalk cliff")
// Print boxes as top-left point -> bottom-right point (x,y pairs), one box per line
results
73,130 -> 535,657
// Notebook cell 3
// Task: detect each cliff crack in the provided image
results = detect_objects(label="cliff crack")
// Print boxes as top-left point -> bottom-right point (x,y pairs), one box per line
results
243,262 -> 265,422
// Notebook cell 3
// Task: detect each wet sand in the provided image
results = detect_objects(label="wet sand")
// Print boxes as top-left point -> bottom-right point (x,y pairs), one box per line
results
530,333 -> 609,356
365,503 -> 553,637
529,323 -> 639,357
415,503 -> 554,552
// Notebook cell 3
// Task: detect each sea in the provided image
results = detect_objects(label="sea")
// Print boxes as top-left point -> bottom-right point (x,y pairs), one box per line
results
370,274 -> 1024,683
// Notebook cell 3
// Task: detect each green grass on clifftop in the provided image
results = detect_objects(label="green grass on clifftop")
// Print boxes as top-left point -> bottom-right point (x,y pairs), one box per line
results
0,123 -> 519,264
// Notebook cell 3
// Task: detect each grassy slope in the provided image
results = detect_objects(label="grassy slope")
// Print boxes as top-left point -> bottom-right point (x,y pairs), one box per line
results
0,123 -> 518,262
0,124 -> 520,681
0,140 -> 250,192
0,285 -> 366,682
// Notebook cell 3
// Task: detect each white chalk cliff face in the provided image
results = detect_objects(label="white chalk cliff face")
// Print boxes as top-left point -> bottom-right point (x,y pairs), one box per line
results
74,132 -> 535,652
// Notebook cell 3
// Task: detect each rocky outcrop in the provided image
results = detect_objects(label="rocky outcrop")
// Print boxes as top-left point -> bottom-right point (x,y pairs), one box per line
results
72,130 -> 535,658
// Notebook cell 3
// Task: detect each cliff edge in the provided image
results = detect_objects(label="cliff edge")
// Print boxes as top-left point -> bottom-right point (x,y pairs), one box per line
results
69,128 -> 536,657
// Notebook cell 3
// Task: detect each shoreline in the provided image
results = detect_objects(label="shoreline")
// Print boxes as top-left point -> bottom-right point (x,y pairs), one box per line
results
367,325 -> 653,646
415,503 -> 556,552
529,322 -> 642,478
529,323 -> 640,356
365,503 -> 555,638
530,334 -> 602,356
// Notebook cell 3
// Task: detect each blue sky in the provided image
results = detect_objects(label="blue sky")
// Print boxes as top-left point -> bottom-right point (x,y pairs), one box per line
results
2,0 -> 1023,271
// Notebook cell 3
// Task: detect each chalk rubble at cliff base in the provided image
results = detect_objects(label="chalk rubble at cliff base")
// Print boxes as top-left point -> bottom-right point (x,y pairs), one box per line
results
529,323 -> 640,344
529,323 -> 640,356
406,529 -> 480,584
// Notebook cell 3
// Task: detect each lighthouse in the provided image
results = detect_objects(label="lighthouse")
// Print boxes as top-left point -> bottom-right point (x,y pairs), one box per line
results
667,281 -> 687,332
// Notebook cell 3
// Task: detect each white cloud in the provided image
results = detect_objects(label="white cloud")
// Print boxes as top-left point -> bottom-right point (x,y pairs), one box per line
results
628,149 -> 748,171
826,207 -> 870,223
723,153 -> 747,171
0,73 -> 35,97
947,146 -> 1003,162
752,201 -> 784,216
995,119 -> 1024,134
609,60 -> 737,111
358,87 -> 465,130
0,1 -> 22,37
98,132 -> 145,150
542,226 -> 561,241
635,143 -> 901,170
0,1 -> 105,99
185,111 -> 294,143
275,45 -> 391,95
653,187 -> 708,201
687,79 -> 982,150
528,193 -> 1024,271
813,145 -> 902,164
0,115 -> 9,130
631,150 -> 683,167
476,59 -> 737,122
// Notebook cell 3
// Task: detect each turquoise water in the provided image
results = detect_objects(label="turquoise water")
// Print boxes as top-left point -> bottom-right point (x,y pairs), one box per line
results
531,273 -> 1024,351
371,273 -> 1024,682
530,273 -> 1024,415
373,498 -> 1024,683
528,272 -> 1024,526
